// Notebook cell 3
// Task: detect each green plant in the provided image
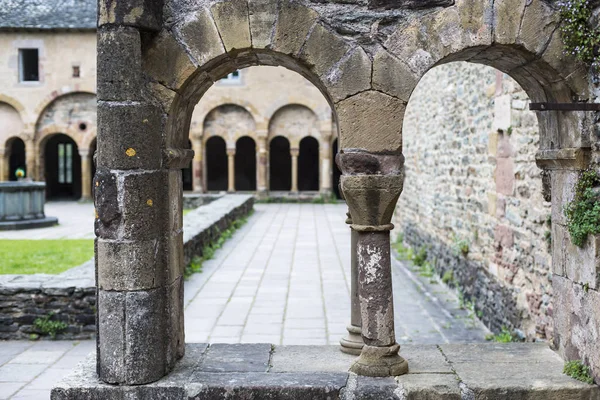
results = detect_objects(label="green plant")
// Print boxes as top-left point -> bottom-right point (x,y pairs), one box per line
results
442,270 -> 455,285
485,327 -> 519,343
544,230 -> 552,250
564,170 -> 600,247
33,313 -> 68,339
452,236 -> 470,256
559,0 -> 600,64
412,246 -> 428,267
506,126 -> 513,136
564,360 -> 594,384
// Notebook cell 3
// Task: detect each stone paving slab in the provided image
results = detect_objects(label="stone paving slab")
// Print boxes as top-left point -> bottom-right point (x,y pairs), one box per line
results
51,343 -> 600,400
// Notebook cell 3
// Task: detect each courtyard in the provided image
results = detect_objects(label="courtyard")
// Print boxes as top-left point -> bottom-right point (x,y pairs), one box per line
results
0,201 -> 488,399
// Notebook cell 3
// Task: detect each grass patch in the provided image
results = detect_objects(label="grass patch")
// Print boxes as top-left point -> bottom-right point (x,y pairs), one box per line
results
564,360 -> 594,384
183,209 -> 193,216
485,327 -> 519,343
0,240 -> 94,274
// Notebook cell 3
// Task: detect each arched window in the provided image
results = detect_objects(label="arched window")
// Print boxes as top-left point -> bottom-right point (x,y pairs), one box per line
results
44,134 -> 81,200
205,136 -> 227,191
298,137 -> 319,191
269,136 -> 291,191
235,136 -> 256,191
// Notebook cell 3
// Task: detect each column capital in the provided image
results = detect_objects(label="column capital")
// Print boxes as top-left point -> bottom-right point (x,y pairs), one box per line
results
226,148 -> 236,156
290,148 -> 299,157
79,149 -> 91,157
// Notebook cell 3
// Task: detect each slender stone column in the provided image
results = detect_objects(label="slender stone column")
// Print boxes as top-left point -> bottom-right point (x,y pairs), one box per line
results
191,139 -> 203,192
25,140 -> 36,181
80,149 -> 92,200
0,150 -> 7,181
340,205 -> 364,355
320,139 -> 332,195
337,149 -> 408,377
257,136 -> 268,197
227,148 -> 235,192
291,148 -> 299,192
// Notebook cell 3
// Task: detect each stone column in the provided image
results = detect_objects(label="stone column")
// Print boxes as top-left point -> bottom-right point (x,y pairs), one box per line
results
80,149 -> 92,201
291,148 -> 299,192
339,205 -> 364,355
191,138 -> 203,192
337,150 -> 408,377
320,137 -> 332,195
257,136 -> 268,197
227,148 -> 235,192
25,140 -> 35,181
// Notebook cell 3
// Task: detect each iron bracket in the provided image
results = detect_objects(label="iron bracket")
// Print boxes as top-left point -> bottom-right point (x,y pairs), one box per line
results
529,103 -> 600,111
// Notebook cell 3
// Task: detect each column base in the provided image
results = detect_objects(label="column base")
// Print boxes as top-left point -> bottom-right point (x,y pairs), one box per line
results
339,324 -> 364,356
349,344 -> 408,377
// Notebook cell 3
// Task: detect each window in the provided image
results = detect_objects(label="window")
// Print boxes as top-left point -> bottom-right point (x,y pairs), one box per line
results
219,70 -> 242,85
58,143 -> 73,184
19,49 -> 39,82
72,65 -> 80,78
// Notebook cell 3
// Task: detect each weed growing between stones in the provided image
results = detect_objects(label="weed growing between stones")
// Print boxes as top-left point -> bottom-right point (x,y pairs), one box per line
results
33,313 -> 68,339
564,360 -> 595,384
485,327 -> 520,343
184,213 -> 252,279
452,235 -> 469,256
558,0 -> 600,64
564,170 -> 600,247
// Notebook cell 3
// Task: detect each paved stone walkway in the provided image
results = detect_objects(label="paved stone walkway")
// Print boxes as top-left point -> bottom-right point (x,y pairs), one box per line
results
0,203 -> 488,399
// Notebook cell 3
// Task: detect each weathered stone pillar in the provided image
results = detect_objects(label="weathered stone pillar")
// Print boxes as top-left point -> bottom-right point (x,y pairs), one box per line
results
95,1 -> 184,386
25,140 -> 35,180
191,138 -> 203,192
340,205 -> 364,355
0,150 -> 7,181
320,138 -> 332,195
291,148 -> 299,192
337,150 -> 408,377
257,136 -> 268,197
80,149 -> 92,201
227,148 -> 235,192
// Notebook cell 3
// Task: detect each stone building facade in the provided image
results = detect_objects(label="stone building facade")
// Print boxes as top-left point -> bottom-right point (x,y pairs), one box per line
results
395,62 -> 553,340
0,2 -> 338,200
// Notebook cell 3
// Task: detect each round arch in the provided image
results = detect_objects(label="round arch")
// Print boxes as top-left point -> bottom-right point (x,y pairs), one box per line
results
268,104 -> 320,148
4,137 -> 26,181
235,136 -> 256,191
269,136 -> 292,191
202,104 -> 256,147
298,136 -> 319,191
43,133 -> 81,200
205,136 -> 227,191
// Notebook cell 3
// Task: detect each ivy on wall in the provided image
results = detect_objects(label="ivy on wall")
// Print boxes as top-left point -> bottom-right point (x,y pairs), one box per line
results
559,0 -> 600,64
565,170 -> 600,247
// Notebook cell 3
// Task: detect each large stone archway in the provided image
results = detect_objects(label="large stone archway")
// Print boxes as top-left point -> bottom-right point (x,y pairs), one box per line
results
94,0 -> 597,386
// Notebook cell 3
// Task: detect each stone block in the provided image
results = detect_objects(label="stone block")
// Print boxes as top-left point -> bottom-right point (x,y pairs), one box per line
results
493,94 -> 511,133
516,0 -> 559,57
272,0 -> 318,57
495,158 -> 514,195
299,23 -> 350,78
166,276 -> 185,367
336,91 -> 405,152
248,0 -> 278,49
94,168 -> 121,240
97,288 -> 167,385
97,101 -> 164,170
97,26 -> 142,101
271,345 -> 355,372
552,223 -> 567,276
396,374 -> 461,399
342,375 -> 399,400
96,238 -> 167,291
493,0 -> 527,45
384,19 -> 435,77
325,46 -> 371,103
143,30 -> 197,91
494,224 -> 514,248
98,0 -> 163,31
198,343 -> 271,372
121,170 -> 167,240
455,0 -> 493,48
211,0 -> 251,52
372,48 -> 417,103
550,170 -> 578,226
174,8 -> 226,69
564,234 -> 600,290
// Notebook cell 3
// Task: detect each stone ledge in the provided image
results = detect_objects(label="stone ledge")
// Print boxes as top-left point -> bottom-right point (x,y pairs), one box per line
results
52,343 -> 599,400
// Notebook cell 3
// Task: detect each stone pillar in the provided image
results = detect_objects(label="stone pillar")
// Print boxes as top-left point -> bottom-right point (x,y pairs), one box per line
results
291,148 -> 299,192
340,206 -> 364,355
257,136 -> 268,197
95,4 -> 184,386
320,137 -> 332,195
227,148 -> 235,192
0,150 -> 7,181
80,149 -> 92,201
337,150 -> 408,377
25,140 -> 35,181
191,138 -> 203,192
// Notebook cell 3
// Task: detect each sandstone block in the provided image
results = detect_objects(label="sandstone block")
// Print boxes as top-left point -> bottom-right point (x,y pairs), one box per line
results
495,158 -> 514,195
97,26 -> 142,101
175,8 -> 226,69
248,0 -> 278,49
517,0 -> 559,57
493,0 -> 527,44
326,46 -> 372,104
121,170 -> 168,240
272,1 -> 318,57
98,0 -> 162,31
336,91 -> 404,152
299,23 -> 350,78
211,0 -> 252,52
372,48 -> 418,103
552,223 -> 567,276
564,233 -> 600,290
97,238 -> 168,291
550,170 -> 578,226
143,30 -> 197,91
97,101 -> 164,170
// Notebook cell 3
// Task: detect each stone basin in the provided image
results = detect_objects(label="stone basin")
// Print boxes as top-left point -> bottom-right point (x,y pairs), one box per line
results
0,181 -> 58,230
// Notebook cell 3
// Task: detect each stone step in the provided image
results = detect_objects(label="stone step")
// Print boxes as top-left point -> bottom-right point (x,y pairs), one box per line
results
52,343 -> 599,399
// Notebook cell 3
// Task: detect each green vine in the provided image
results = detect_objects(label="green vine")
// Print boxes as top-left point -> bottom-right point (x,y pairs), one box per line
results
559,0 -> 600,64
564,170 -> 600,247
564,360 -> 594,384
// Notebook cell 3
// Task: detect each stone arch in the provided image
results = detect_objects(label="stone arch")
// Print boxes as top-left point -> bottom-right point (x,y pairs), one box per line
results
235,136 -> 256,191
331,138 -> 341,199
192,99 -> 262,138
4,136 -> 26,181
0,102 -> 25,150
298,136 -> 319,191
202,104 -> 256,149
268,104 -> 320,148
42,133 -> 82,200
269,136 -> 292,191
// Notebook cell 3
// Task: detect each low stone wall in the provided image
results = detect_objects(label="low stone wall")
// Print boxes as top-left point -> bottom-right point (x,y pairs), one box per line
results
182,193 -> 221,210
0,195 -> 254,340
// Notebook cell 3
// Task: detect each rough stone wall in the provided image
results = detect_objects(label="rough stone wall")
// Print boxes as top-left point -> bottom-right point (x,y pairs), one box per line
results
394,62 -> 552,340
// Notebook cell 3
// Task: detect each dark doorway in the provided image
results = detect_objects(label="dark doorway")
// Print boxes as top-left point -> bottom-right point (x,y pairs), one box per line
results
269,136 -> 291,191
206,136 -> 227,191
8,138 -> 26,181
235,136 -> 256,191
298,137 -> 319,191
182,139 -> 193,191
44,134 -> 81,200
332,138 -> 341,199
